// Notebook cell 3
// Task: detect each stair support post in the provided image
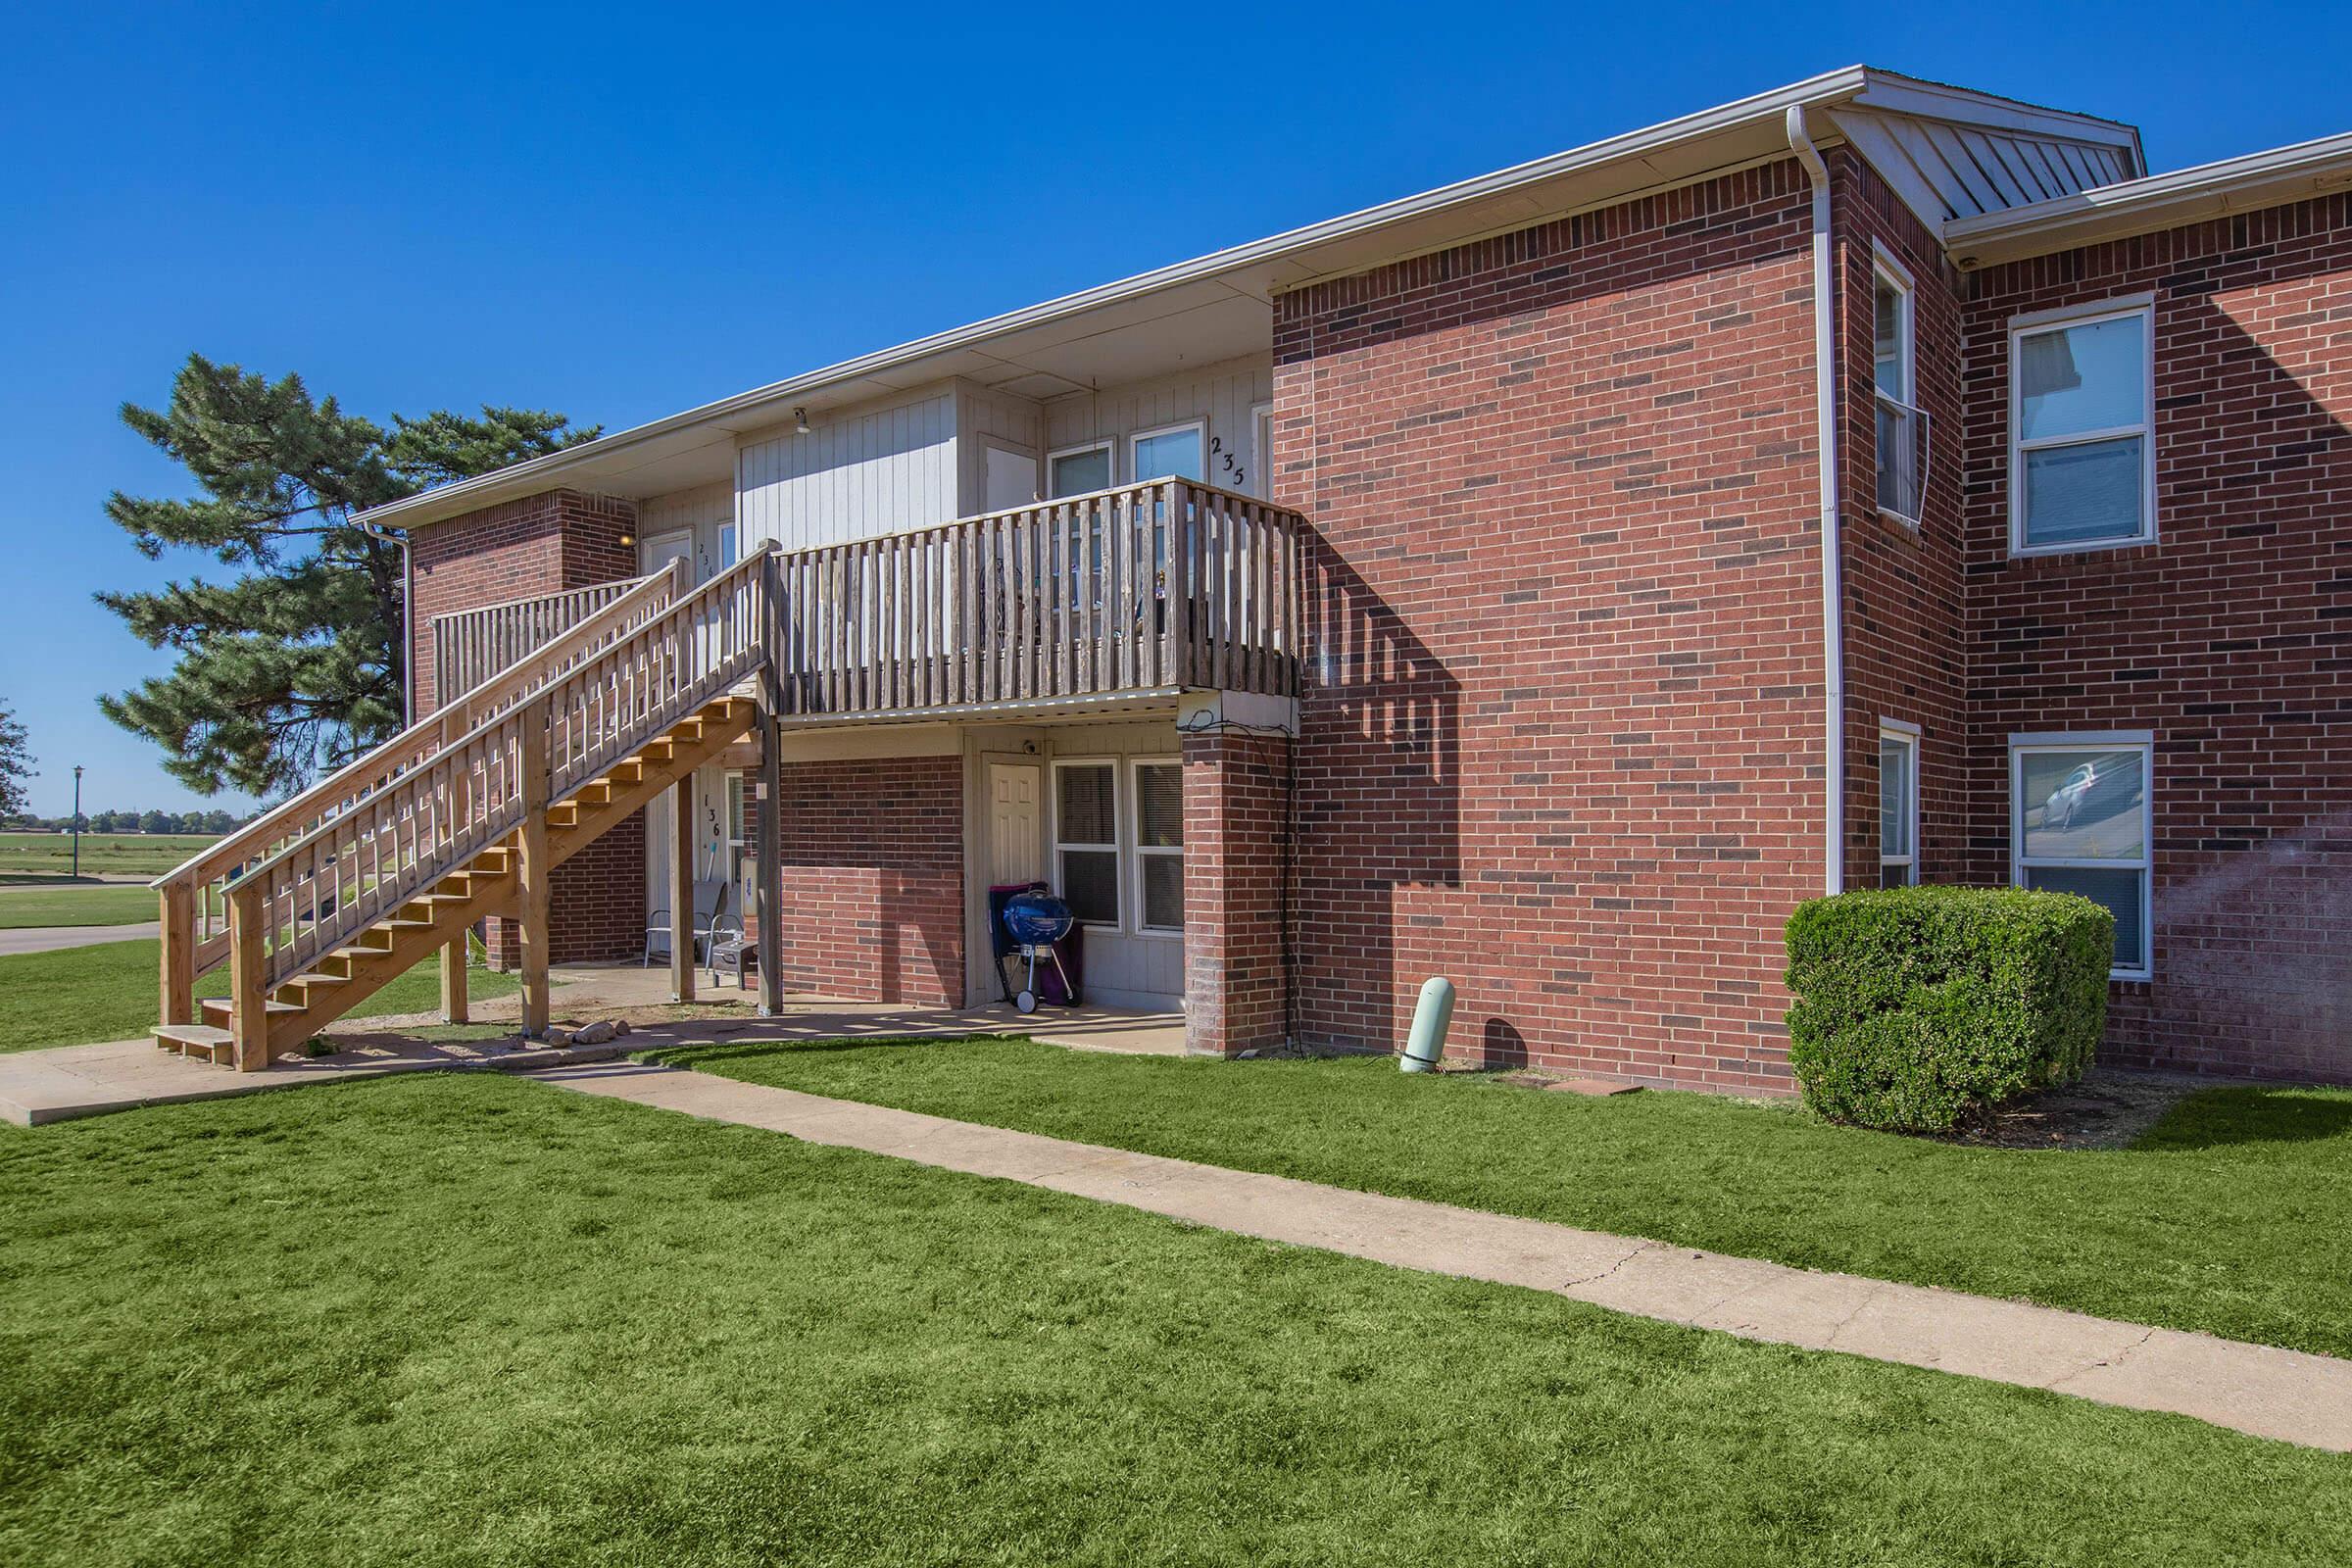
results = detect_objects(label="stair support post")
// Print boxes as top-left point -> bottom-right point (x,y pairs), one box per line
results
440,935 -> 469,1024
227,881 -> 269,1072
516,700 -> 553,1039
670,774 -> 697,1004
159,881 -> 194,1028
756,705 -> 783,1016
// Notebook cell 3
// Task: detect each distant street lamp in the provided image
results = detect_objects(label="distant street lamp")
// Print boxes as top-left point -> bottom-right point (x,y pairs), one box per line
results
71,765 -> 83,880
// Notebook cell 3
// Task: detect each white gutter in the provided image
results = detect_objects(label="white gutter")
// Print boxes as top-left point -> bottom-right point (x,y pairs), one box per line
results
1788,106 -> 1844,897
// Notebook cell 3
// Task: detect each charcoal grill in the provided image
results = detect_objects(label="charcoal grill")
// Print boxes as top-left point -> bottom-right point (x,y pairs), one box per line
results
1001,890 -> 1075,1015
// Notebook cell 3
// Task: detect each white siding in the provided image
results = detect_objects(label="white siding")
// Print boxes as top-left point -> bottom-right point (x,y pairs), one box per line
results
737,388 -> 957,552
955,382 -> 1045,514
1045,354 -> 1271,497
635,480 -> 735,584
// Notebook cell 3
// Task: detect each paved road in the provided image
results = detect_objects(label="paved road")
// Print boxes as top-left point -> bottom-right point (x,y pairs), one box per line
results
0,921 -> 159,956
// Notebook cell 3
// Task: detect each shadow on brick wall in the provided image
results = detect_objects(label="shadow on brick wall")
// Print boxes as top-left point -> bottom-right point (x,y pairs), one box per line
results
1963,258 -> 2352,1080
1295,545 -> 1461,1054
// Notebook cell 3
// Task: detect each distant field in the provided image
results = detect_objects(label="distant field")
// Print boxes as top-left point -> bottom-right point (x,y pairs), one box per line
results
0,832 -> 212,880
0,885 -> 158,929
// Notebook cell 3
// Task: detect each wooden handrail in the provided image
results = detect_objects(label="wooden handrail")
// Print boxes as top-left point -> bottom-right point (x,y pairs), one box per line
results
152,558 -> 693,1001
225,547 -> 773,995
431,575 -> 656,706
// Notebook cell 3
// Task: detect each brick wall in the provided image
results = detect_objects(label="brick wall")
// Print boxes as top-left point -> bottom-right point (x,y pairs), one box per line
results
1181,728 -> 1292,1055
748,757 -> 964,1005
1273,161 -> 1827,1092
1959,194 -> 2352,1082
410,488 -> 647,965
1832,149 -> 1973,892
410,490 -> 637,718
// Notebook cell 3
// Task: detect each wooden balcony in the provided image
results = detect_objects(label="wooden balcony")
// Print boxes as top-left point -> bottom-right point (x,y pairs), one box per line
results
770,478 -> 1303,722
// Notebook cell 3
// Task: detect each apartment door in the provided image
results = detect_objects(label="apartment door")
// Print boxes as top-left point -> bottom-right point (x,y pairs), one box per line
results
987,761 -> 1044,887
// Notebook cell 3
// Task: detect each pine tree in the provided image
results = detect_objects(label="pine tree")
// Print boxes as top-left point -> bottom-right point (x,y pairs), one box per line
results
98,355 -> 597,798
0,705 -> 33,821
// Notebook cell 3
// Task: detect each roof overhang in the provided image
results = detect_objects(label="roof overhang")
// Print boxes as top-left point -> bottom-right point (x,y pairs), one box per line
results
360,66 -> 2142,532
1946,129 -> 2352,269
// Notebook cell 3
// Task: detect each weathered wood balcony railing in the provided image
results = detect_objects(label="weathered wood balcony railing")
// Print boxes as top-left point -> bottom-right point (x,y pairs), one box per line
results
431,574 -> 658,706
149,559 -> 694,1017
771,478 -> 1302,719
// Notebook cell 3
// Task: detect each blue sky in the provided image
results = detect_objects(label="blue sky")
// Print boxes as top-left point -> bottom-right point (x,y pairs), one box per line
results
3,0 -> 2346,816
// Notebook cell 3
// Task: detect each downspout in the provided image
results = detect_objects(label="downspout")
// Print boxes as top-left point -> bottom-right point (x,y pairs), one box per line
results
1788,106 -> 1843,897
362,522 -> 416,728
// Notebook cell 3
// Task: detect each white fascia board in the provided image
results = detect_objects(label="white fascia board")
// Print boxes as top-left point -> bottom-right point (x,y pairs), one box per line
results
1947,129 -> 2352,268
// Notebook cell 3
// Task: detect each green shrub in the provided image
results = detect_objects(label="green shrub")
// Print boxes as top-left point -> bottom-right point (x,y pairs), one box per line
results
1784,886 -> 2112,1133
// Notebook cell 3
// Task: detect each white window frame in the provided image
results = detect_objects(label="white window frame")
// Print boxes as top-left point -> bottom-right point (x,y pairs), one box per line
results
1128,418 -> 1207,485
1046,439 -> 1114,500
1051,757 -> 1121,930
2009,730 -> 2155,982
2007,295 -> 2157,558
1128,756 -> 1184,938
1879,717 -> 1921,888
1871,246 -> 1923,528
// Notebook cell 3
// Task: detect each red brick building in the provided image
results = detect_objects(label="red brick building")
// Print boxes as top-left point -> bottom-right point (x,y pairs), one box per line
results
364,69 -> 2350,1089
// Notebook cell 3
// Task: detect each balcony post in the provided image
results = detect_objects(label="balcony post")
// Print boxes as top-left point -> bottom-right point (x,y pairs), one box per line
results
515,701 -> 552,1039
670,774 -> 696,1004
159,881 -> 194,1028
756,704 -> 782,1016
440,935 -> 469,1024
227,880 -> 270,1072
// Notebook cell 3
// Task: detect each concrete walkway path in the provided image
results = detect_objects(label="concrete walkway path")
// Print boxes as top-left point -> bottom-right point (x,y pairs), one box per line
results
532,1059 -> 2352,1453
0,920 -> 158,956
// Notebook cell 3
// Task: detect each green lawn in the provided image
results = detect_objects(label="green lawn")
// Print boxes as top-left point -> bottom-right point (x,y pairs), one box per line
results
0,883 -> 159,928
0,830 -> 213,880
0,938 -> 518,1051
654,1037 -> 2352,1361
2,1074 -> 2346,1566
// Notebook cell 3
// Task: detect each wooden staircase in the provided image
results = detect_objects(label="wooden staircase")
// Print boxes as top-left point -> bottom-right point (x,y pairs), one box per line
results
151,548 -> 780,1071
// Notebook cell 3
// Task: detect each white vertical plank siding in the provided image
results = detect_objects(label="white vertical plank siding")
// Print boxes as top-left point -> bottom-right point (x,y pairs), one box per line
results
738,389 -> 956,553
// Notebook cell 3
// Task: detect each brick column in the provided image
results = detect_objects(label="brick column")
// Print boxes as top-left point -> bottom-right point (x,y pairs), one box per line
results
1182,728 -> 1292,1056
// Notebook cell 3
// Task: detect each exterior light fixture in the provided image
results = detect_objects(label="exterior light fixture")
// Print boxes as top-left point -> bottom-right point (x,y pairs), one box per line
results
794,407 -> 811,435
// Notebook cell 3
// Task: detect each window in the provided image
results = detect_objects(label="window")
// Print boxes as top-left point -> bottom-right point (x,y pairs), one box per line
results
1251,403 -> 1274,499
1132,759 -> 1184,934
2010,300 -> 2154,553
2011,733 -> 2153,980
1054,760 -> 1119,926
1049,442 -> 1111,499
1879,720 -> 1920,888
1130,421 -> 1204,483
1873,256 -> 1923,523
717,524 -> 738,569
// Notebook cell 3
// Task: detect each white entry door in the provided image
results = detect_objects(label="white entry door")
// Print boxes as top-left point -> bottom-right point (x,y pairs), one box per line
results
987,762 -> 1044,887
984,445 -> 1039,513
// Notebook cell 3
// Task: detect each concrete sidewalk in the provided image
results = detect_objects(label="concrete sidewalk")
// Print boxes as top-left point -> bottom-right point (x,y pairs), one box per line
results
0,920 -> 158,956
531,1059 -> 2352,1454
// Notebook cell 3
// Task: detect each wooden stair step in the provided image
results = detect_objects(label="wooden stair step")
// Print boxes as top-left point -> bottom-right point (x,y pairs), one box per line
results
202,997 -> 305,1018
154,1023 -> 233,1063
